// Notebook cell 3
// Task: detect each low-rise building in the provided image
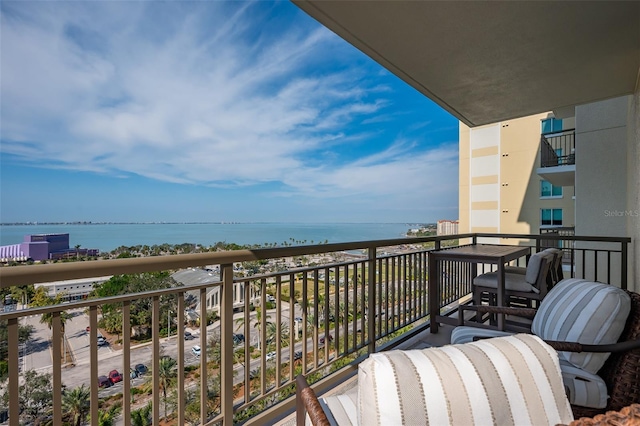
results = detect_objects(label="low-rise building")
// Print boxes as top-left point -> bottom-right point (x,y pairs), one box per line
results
0,233 -> 99,262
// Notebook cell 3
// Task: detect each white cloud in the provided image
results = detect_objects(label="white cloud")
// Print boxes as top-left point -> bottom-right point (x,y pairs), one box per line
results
1,1 -> 457,218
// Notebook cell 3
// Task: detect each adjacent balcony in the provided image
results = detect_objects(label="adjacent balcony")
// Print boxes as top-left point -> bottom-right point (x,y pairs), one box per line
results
0,233 -> 630,425
537,129 -> 576,187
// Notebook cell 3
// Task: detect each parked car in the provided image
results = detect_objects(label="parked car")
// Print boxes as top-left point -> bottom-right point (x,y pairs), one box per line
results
134,363 -> 148,375
98,375 -> 111,388
97,336 -> 108,346
192,345 -> 201,356
319,335 -> 333,345
294,351 -> 303,360
266,351 -> 277,361
184,331 -> 195,340
233,333 -> 245,345
129,368 -> 138,379
108,369 -> 123,384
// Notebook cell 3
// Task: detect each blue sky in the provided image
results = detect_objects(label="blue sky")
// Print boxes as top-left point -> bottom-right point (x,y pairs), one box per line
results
0,1 -> 459,224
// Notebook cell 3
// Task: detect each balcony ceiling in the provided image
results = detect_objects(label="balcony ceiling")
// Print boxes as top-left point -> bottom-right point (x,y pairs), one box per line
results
293,1 -> 640,127
536,165 -> 576,188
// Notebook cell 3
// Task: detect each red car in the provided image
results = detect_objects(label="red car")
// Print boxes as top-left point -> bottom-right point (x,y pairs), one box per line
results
108,369 -> 123,384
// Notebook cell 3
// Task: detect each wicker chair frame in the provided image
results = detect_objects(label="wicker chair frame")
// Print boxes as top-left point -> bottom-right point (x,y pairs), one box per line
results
460,290 -> 640,419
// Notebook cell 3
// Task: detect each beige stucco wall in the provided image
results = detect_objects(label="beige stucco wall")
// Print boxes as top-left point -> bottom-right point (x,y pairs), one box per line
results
575,95 -> 634,289
460,114 -> 575,242
459,124 -> 470,233
500,114 -> 551,235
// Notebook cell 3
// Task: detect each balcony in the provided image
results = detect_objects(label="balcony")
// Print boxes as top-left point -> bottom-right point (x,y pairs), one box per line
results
537,129 -> 576,187
0,233 -> 630,425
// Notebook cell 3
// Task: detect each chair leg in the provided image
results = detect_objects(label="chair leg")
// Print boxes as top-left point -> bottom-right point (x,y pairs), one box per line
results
473,286 -> 482,322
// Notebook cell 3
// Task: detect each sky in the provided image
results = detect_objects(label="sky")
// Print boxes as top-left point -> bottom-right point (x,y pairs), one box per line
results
0,1 -> 459,224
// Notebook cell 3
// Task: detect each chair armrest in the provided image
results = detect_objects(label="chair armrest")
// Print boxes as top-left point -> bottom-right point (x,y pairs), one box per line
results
458,305 -> 537,326
569,403 -> 640,426
545,338 -> 640,353
296,375 -> 330,426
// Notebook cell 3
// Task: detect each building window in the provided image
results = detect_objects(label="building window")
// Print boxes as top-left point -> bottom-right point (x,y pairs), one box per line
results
541,180 -> 562,197
541,208 -> 563,226
542,117 -> 563,134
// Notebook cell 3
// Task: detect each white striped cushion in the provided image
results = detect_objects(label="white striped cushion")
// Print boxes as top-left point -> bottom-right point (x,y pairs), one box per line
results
450,326 -> 513,345
532,278 -> 631,374
357,334 -> 573,425
321,386 -> 358,426
559,359 -> 608,409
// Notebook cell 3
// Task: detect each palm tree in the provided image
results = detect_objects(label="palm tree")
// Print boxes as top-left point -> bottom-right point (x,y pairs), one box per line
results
97,407 -> 117,426
10,284 -> 33,308
157,357 -> 177,419
102,312 -> 122,342
235,307 -> 272,350
265,322 -> 289,350
31,288 -> 70,330
30,287 -> 70,361
131,402 -> 152,426
62,384 -> 90,426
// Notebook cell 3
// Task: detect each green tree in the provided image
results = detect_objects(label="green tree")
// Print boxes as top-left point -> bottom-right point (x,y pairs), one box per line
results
89,275 -> 131,316
207,332 -> 222,366
131,401 -> 152,426
183,372 -> 222,425
157,357 -> 177,419
9,284 -> 34,307
89,273 -> 179,334
265,322 -> 289,351
62,384 -> 90,426
30,287 -> 70,363
19,370 -> 54,421
0,320 -> 33,380
90,405 -> 119,426
235,307 -> 271,350
30,287 -> 70,331
101,312 -> 122,341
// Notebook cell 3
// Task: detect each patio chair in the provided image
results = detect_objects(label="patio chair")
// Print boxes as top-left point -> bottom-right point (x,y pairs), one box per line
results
472,249 -> 554,309
452,278 -> 640,418
296,333 -> 574,425
505,247 -> 564,286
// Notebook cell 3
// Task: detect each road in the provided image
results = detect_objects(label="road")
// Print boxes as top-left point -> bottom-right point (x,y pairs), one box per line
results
20,301 -> 308,396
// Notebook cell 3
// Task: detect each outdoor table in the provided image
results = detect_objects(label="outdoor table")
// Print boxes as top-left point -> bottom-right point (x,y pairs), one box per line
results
428,244 -> 530,332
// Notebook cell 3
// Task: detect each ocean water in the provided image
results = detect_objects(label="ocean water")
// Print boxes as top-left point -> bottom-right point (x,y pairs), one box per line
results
0,223 -> 414,252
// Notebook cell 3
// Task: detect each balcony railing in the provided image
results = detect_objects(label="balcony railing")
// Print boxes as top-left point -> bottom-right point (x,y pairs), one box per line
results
540,227 -> 575,262
540,129 -> 575,167
0,233 -> 630,425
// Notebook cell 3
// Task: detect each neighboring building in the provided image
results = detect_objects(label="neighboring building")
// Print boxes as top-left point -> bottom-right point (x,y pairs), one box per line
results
459,95 -> 634,287
0,233 -> 99,262
459,114 -> 576,240
437,220 -> 459,236
171,268 -> 260,313
35,276 -> 112,302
